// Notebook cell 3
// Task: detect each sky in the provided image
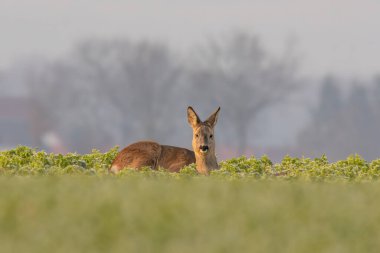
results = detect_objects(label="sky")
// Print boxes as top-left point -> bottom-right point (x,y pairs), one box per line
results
1,0 -> 379,78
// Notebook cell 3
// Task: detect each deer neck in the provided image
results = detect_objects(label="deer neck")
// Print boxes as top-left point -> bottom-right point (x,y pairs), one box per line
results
195,153 -> 218,174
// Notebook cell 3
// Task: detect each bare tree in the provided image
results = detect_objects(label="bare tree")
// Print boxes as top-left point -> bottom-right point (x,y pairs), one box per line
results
72,40 -> 185,144
26,39 -> 186,152
26,60 -> 115,152
189,33 -> 299,155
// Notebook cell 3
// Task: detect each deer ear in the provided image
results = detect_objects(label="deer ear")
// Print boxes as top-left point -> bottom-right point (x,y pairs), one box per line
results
187,106 -> 201,128
205,107 -> 220,128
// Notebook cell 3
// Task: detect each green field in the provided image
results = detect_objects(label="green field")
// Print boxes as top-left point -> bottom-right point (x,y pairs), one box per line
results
1,178 -> 380,253
1,147 -> 380,252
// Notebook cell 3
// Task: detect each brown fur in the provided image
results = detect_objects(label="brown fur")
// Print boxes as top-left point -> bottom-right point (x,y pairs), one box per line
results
110,141 -> 195,173
188,107 -> 220,174
110,107 -> 220,175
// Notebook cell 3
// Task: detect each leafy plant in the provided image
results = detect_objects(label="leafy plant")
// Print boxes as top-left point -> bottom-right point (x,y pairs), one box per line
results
1,146 -> 380,182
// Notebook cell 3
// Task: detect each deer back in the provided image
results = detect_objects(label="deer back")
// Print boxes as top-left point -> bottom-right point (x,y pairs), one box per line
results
109,141 -> 195,173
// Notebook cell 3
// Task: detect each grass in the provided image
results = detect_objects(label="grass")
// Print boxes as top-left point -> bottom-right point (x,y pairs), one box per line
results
1,177 -> 380,253
1,146 -> 380,252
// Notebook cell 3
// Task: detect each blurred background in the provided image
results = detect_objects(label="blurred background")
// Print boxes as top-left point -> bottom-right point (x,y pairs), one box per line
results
1,0 -> 379,161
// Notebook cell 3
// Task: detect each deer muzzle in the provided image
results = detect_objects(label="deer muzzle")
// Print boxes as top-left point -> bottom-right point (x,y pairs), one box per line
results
199,145 -> 209,154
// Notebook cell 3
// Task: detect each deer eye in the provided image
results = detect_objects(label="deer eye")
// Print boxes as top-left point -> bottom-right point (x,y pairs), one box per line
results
210,134 -> 213,138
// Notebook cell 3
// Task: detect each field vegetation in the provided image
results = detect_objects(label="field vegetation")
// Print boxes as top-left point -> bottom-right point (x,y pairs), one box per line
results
1,146 -> 380,252
2,146 -> 380,181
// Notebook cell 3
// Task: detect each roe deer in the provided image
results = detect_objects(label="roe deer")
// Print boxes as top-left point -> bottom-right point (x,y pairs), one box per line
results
109,106 -> 220,175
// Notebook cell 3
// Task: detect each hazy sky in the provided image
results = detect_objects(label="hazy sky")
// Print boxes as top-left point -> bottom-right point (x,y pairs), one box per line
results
1,0 -> 379,77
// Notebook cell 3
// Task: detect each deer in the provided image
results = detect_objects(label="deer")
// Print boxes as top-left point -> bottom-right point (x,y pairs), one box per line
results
109,106 -> 220,175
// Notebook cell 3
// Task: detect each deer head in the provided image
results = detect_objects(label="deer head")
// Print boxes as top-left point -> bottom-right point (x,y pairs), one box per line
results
187,106 -> 220,175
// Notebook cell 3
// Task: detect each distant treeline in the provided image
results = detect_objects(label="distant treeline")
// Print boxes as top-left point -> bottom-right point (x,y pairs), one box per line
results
1,32 -> 380,161
12,33 -> 299,155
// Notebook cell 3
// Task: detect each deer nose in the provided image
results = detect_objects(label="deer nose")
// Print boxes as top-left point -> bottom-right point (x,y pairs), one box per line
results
200,145 -> 209,152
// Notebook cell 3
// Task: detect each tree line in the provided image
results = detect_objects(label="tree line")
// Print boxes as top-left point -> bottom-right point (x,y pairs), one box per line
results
3,32 -> 378,161
22,33 -> 299,155
298,75 -> 380,160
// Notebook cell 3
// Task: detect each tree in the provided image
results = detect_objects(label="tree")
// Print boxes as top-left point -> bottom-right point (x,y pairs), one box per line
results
297,75 -> 344,157
343,85 -> 377,158
298,78 -> 380,160
189,33 -> 299,155
72,40 -> 185,144
313,75 -> 342,122
27,39 -> 186,152
26,60 -> 114,152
